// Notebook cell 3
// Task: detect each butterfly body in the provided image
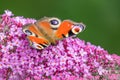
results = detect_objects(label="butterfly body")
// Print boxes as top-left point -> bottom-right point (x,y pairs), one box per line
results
22,17 -> 85,50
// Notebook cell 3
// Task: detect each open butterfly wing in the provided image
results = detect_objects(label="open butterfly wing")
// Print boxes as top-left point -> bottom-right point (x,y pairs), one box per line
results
55,20 -> 73,39
55,20 -> 86,39
22,24 -> 50,50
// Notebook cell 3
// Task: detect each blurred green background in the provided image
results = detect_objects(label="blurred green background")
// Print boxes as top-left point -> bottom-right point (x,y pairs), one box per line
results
0,0 -> 120,54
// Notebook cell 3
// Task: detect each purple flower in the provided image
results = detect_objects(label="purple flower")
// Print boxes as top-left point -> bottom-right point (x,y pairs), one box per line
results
0,10 -> 120,80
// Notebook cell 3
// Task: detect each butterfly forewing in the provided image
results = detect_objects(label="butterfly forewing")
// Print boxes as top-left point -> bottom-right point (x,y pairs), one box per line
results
55,20 -> 73,39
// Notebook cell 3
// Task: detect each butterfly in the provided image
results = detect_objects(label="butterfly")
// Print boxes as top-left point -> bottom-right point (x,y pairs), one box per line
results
22,17 -> 85,50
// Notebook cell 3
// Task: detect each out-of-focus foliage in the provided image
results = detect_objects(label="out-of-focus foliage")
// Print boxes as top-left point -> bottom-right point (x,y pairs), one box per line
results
0,0 -> 120,54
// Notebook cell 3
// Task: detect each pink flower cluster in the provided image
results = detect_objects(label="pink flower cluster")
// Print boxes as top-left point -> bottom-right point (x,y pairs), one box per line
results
0,10 -> 120,80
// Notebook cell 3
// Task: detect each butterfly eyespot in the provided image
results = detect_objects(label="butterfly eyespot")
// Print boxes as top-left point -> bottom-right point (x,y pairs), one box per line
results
50,19 -> 59,25
72,23 -> 85,34
49,18 -> 61,29
24,30 -> 32,35
78,23 -> 86,31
